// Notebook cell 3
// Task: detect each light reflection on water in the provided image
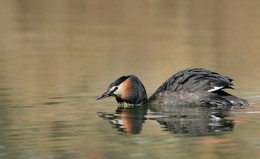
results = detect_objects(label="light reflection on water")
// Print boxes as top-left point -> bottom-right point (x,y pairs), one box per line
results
0,0 -> 260,159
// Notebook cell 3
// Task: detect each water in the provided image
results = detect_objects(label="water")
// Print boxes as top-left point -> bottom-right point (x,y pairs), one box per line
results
0,0 -> 260,159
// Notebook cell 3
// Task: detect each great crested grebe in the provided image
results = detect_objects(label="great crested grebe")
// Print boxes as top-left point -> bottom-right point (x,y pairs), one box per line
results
97,68 -> 248,107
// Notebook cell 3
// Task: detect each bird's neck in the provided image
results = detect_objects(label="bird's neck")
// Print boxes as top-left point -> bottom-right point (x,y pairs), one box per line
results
117,75 -> 148,105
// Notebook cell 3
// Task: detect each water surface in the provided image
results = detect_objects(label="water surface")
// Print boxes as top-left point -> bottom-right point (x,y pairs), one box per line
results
0,0 -> 260,159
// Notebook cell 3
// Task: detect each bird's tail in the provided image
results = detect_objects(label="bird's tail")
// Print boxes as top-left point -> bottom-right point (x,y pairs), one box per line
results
217,91 -> 248,106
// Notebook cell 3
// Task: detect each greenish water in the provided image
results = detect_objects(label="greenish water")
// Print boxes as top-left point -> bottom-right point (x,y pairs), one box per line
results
0,0 -> 260,159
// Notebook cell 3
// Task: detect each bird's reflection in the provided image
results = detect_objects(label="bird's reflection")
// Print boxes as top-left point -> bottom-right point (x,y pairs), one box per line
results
148,105 -> 234,137
98,105 -> 234,136
98,106 -> 148,135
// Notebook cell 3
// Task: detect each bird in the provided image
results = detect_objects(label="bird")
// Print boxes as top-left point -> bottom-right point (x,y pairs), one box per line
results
96,68 -> 248,107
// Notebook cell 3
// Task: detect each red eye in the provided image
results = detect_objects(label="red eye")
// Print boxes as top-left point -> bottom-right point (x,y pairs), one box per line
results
114,87 -> 118,91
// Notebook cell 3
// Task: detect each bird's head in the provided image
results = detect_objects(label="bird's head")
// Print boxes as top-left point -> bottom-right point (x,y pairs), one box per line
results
97,75 -> 147,105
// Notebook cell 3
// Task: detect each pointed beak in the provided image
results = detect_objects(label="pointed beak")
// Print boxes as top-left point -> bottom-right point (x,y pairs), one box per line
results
96,90 -> 113,100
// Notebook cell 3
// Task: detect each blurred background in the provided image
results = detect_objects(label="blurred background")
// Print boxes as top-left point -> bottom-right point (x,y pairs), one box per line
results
0,0 -> 259,159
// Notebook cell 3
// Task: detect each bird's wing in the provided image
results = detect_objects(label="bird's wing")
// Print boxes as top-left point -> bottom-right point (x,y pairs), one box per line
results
153,68 -> 233,94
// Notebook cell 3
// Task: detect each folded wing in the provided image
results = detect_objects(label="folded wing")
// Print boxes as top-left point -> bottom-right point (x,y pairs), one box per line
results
152,68 -> 234,95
